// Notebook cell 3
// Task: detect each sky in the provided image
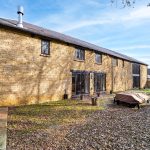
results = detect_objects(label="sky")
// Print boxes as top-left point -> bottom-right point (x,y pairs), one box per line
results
0,0 -> 150,67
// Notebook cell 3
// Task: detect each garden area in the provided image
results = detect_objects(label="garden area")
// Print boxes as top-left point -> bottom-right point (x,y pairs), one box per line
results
7,90 -> 150,150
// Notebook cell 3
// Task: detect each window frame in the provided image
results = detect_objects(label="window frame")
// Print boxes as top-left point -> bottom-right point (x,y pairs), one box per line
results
74,48 -> 85,61
112,58 -> 118,67
72,71 -> 90,95
41,40 -> 50,55
95,52 -> 102,64
122,60 -> 125,68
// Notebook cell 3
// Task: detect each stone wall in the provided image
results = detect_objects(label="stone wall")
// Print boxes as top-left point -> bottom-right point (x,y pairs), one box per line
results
140,65 -> 148,88
0,28 -> 74,105
113,60 -> 132,92
0,27 -> 147,106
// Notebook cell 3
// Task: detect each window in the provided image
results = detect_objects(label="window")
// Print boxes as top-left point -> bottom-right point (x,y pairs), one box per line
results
41,40 -> 50,55
95,53 -> 102,64
75,48 -> 85,60
122,60 -> 125,67
112,58 -> 118,66
132,63 -> 140,74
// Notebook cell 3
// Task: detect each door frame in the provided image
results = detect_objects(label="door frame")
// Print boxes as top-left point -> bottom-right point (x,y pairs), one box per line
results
72,71 -> 90,96
94,72 -> 106,94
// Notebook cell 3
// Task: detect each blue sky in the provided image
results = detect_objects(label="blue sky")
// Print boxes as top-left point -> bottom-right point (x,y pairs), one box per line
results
0,0 -> 150,66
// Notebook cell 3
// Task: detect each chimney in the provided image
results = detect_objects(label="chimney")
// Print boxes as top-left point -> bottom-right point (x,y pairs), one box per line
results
17,6 -> 24,28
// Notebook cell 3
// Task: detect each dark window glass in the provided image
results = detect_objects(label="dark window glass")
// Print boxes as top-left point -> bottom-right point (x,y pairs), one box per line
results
75,49 -> 85,60
112,58 -> 118,66
41,40 -> 50,55
95,53 -> 102,64
132,63 -> 140,74
132,63 -> 140,88
72,74 -> 76,95
133,76 -> 140,88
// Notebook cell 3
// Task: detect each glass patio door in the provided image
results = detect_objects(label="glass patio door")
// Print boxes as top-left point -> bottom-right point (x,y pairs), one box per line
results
72,72 -> 90,95
94,73 -> 106,93
132,63 -> 140,88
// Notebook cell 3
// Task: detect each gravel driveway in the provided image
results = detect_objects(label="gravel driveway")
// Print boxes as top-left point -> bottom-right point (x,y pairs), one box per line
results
7,104 -> 150,150
59,106 -> 150,150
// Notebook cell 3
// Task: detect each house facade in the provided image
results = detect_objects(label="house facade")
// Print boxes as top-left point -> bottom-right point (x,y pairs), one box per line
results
0,17 -> 148,106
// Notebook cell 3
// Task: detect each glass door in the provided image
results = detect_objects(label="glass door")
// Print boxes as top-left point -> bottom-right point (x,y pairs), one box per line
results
94,73 -> 106,93
72,72 -> 90,95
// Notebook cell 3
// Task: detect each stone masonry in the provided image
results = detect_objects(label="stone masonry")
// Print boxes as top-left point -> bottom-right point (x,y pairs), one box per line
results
140,65 -> 148,88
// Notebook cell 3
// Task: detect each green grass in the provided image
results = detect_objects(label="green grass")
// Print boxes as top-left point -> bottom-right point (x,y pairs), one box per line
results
8,100 -> 104,135
140,88 -> 150,94
130,88 -> 150,94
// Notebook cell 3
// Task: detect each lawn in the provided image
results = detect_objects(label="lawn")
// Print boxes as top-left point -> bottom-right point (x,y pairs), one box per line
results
8,100 -> 104,135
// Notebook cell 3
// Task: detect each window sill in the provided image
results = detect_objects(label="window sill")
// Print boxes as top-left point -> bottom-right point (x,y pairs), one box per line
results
40,54 -> 50,57
74,59 -> 85,62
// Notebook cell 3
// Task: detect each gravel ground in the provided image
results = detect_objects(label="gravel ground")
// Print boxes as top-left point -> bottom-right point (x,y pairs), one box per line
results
7,105 -> 150,150
59,106 -> 150,150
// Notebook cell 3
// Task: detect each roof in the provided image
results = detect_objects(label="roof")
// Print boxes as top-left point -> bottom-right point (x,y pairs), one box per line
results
0,18 -> 147,65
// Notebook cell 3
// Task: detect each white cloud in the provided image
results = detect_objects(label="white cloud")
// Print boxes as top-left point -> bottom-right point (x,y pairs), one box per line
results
2,0 -> 150,33
57,19 -> 112,32
137,56 -> 150,66
31,1 -> 150,33
122,6 -> 150,21
138,56 -> 150,61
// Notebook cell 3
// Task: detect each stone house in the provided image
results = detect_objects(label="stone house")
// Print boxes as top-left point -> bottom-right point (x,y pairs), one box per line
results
0,8 -> 148,106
